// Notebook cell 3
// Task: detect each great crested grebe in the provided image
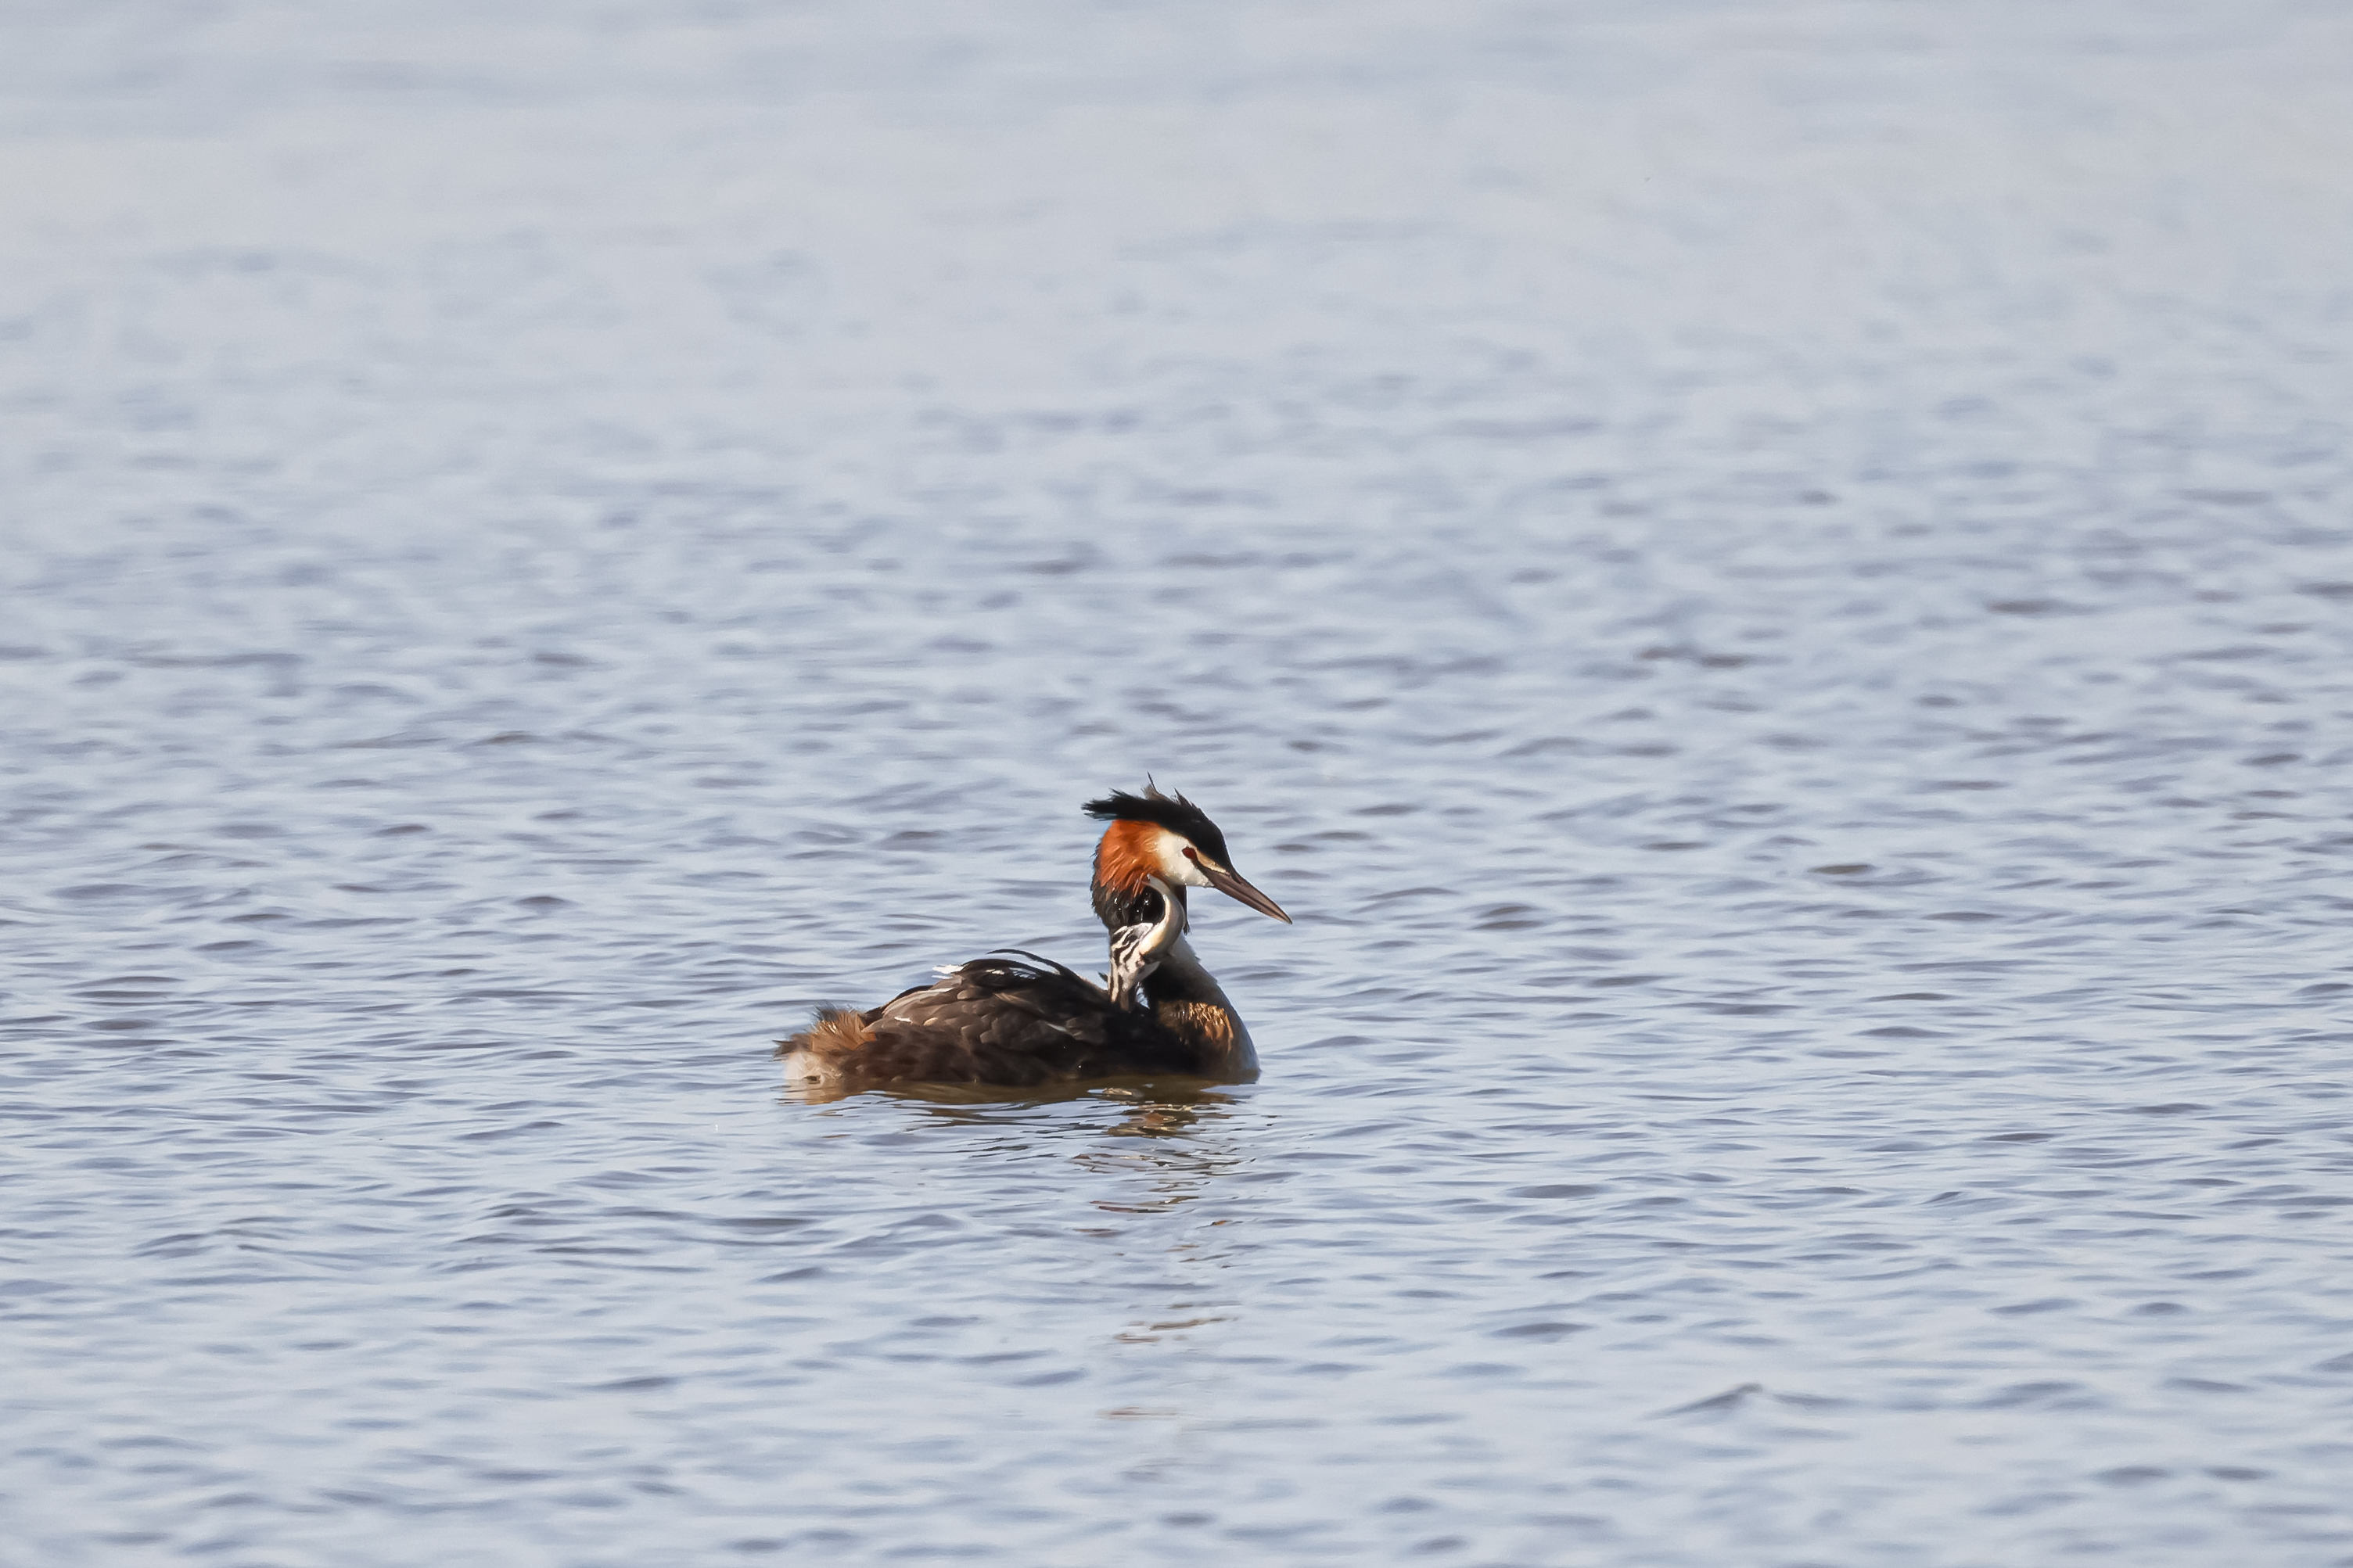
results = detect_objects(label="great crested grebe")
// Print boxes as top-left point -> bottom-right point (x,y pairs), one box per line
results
778,785 -> 1291,1093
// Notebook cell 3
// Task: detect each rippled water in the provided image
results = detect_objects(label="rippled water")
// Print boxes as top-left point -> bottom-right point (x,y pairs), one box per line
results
7,2 -> 2353,1563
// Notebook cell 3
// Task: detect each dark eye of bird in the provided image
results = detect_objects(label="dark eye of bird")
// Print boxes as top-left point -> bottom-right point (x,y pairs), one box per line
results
1184,847 -> 1200,861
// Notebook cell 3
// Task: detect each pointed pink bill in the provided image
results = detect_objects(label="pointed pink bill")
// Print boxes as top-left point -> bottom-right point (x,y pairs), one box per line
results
1201,860 -> 1291,923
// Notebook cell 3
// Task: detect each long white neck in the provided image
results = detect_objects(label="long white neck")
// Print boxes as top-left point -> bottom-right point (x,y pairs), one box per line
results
1108,874 -> 1187,1010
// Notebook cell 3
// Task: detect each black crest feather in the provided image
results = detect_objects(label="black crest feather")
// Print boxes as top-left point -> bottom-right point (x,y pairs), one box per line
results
1081,780 -> 1232,866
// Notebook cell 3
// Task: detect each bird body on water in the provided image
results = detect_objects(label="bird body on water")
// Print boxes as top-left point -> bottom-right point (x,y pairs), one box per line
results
778,786 -> 1290,1094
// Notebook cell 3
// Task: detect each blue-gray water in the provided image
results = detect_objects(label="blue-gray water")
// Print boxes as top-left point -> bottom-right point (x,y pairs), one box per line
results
6,2 -> 2353,1563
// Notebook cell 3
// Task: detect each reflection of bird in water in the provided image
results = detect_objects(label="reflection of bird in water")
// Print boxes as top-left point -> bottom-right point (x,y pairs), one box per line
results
1101,1097 -> 1228,1140
778,785 -> 1290,1095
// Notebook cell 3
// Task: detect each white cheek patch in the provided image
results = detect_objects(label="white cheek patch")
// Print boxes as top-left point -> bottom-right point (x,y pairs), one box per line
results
1151,827 -> 1213,888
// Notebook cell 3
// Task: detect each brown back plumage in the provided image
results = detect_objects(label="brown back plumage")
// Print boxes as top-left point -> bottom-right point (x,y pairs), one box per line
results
778,953 -> 1205,1089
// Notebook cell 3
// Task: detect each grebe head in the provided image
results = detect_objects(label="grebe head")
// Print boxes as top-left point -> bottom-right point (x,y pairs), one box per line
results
1083,782 -> 1291,927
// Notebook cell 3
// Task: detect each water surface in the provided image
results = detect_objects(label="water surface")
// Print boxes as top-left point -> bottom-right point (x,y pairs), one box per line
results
5,2 -> 2353,1563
